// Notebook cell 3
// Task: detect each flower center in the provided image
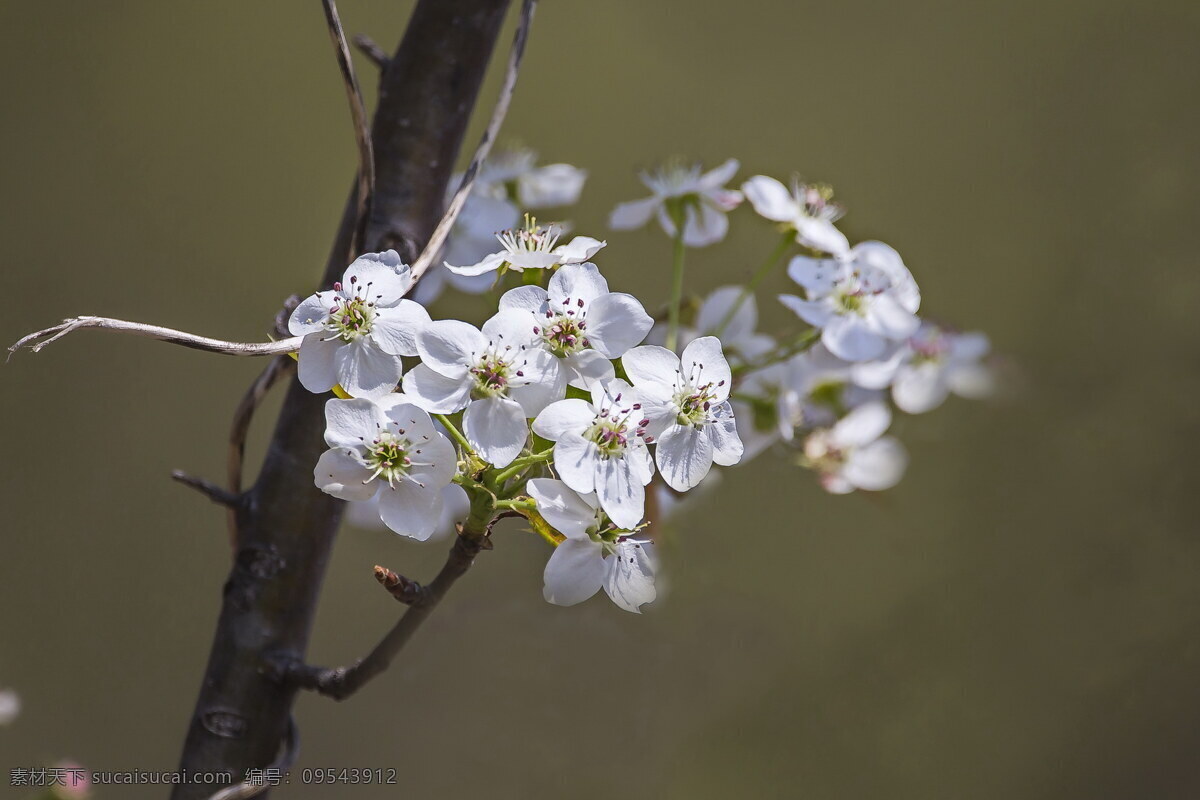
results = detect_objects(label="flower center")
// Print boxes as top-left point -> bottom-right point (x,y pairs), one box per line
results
327,295 -> 375,341
910,331 -> 948,365
584,393 -> 649,457
673,381 -> 719,427
535,299 -> 590,357
796,181 -> 843,222
833,288 -> 866,316
469,354 -> 512,398
365,431 -> 413,485
496,215 -> 561,255
801,431 -> 845,473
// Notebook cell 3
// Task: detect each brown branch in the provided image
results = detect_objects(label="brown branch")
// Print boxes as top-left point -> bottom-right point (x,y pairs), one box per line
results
203,716 -> 299,800
7,316 -> 300,360
322,0 -> 374,257
374,565 -> 427,605
351,34 -> 389,70
172,471 -> 241,508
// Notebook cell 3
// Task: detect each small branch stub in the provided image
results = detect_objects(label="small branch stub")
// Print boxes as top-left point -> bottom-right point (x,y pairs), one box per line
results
374,565 -> 427,605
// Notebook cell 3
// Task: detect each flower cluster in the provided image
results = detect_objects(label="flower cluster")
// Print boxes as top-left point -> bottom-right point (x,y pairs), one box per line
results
290,152 -> 992,614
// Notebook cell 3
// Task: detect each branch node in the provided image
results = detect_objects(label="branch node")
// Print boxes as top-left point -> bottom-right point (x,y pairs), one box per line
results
171,470 -> 240,508
352,33 -> 390,69
373,565 -> 427,605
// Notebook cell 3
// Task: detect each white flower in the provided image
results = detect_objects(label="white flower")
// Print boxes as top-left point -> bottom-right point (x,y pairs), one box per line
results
851,322 -> 993,414
802,402 -> 908,494
288,251 -> 430,399
414,193 -> 521,306
609,158 -> 743,247
403,312 -> 562,467
778,241 -> 921,362
621,337 -> 744,491
0,688 -> 19,726
791,343 -> 883,429
314,396 -> 458,540
345,484 -> 471,541
532,380 -> 656,529
528,478 -> 657,613
731,360 -> 803,461
445,217 -> 605,278
477,147 -> 588,208
499,262 -> 652,389
742,175 -> 849,256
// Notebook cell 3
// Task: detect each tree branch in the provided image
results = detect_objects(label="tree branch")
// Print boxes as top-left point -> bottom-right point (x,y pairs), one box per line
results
351,34 -> 389,70
7,316 -> 300,360
373,565 -> 428,605
171,471 -> 241,508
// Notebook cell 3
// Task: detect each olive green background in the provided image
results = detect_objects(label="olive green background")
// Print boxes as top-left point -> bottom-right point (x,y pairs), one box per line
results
2,1 -> 1199,798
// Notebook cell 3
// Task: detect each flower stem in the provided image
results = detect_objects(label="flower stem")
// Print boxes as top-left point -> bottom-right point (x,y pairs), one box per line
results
665,203 -> 688,353
488,447 -> 554,488
713,231 -> 793,338
434,413 -> 473,455
495,498 -> 536,511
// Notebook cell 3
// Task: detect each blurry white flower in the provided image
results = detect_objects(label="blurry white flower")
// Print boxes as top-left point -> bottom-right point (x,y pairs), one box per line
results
731,360 -> 803,461
0,688 -> 19,725
477,147 -> 588,209
610,158 -> 743,247
743,175 -> 849,256
791,344 -> 883,429
622,337 -> 744,491
532,380 -> 656,529
779,242 -> 921,361
528,478 -> 657,613
851,322 -> 993,413
315,397 -> 457,540
802,402 -> 908,494
414,193 -> 520,306
289,251 -> 430,399
499,262 -> 652,389
446,217 -> 604,277
404,312 -> 562,467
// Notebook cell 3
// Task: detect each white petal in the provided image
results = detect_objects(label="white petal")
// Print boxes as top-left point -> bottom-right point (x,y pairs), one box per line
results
445,269 -> 499,295
854,241 -> 920,314
584,293 -> 653,358
498,285 -> 549,315
849,345 -> 909,390
865,294 -> 921,341
951,331 -> 991,363
552,433 -> 601,495
296,332 -> 340,394
417,320 -> 485,378
526,478 -> 596,540
698,158 -> 740,191
892,364 -> 950,413
596,456 -> 646,529
680,201 -> 729,247
464,396 -> 528,467
786,255 -> 840,297
695,286 -> 755,340
655,424 -> 715,491
680,336 -> 732,401
509,349 -> 566,416
435,483 -> 472,539
377,480 -> 442,540
778,294 -> 835,328
289,291 -> 335,336
707,402 -> 744,466
401,364 -> 472,413
407,430 -> 458,488
822,315 -> 888,362
482,309 -> 540,348
609,196 -> 660,230
342,256 -> 414,305
843,437 -> 908,491
519,163 -> 587,208
543,538 -> 605,607
742,175 -> 798,222
603,541 -> 657,613
795,217 -> 850,257
323,397 -> 384,450
532,399 -> 595,441
947,363 -> 995,399
548,262 -> 609,304
314,449 -> 376,502
830,401 -> 892,448
563,348 -> 616,390
554,236 -> 606,265
620,345 -> 680,397
370,300 -> 430,356
334,338 -> 404,399
445,251 -> 508,277
626,439 -> 656,486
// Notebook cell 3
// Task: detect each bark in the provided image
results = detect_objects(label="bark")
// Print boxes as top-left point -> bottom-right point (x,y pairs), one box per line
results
172,2 -> 511,796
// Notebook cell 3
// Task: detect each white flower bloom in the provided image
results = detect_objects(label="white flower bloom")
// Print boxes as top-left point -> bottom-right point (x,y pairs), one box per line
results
731,360 -> 803,461
742,175 -> 850,256
499,262 -> 652,389
314,396 -> 458,540
414,193 -> 521,306
528,478 -> 657,614
445,217 -> 605,278
345,483 -> 471,541
0,688 -> 20,726
476,147 -> 588,209
609,158 -> 743,247
403,311 -> 562,467
532,380 -> 656,529
778,241 -> 921,362
289,251 -> 431,399
851,322 -> 993,414
621,337 -> 744,491
802,402 -> 908,494
791,343 -> 883,429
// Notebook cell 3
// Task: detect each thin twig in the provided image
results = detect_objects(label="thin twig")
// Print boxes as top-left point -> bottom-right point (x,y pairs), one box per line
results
204,715 -> 300,800
408,0 -> 537,286
277,531 -> 489,701
171,471 -> 241,508
323,0 -> 375,259
374,565 -> 427,605
8,316 -> 300,360
351,33 -> 389,69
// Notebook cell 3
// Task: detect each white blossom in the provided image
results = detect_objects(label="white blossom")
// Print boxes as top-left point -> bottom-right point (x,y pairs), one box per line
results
528,478 -> 657,613
414,193 -> 520,306
743,175 -> 849,256
499,262 -> 652,389
288,251 -> 430,399
791,344 -> 883,429
621,337 -> 744,491
609,158 -> 743,247
851,322 -> 993,414
532,380 -> 656,529
345,484 -> 470,541
445,217 -> 605,278
403,312 -> 562,467
731,359 -> 803,461
778,241 -> 921,362
314,396 -> 458,540
802,402 -> 908,494
476,147 -> 588,209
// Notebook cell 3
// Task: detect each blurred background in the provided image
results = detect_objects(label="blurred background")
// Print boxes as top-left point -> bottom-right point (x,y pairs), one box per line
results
2,1 -> 1199,798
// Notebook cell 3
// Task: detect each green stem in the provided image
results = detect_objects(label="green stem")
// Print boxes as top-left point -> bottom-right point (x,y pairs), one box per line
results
488,447 -> 554,487
434,413 -> 473,455
664,201 -> 688,353
713,231 -> 793,337
495,498 -> 536,511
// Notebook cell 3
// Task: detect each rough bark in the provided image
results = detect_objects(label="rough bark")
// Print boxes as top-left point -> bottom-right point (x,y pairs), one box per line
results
172,2 -> 511,796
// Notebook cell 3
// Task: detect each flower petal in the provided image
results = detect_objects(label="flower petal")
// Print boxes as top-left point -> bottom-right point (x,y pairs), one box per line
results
680,201 -> 729,247
823,315 -> 888,362
563,348 -> 616,390
445,251 -> 508,277
603,541 -> 657,613
324,397 -> 384,450
695,286 -> 755,341
609,196 -> 660,230
417,319 -> 486,378
464,396 -> 527,467
519,163 -> 587,208
596,456 -> 646,529
376,480 -> 442,540
584,293 -> 653,358
334,338 -> 404,399
843,437 -> 908,491
532,399 -> 595,441
655,423 -> 715,491
498,285 -> 550,315
296,332 -> 340,394
892,363 -> 950,413
681,336 -> 732,401
620,345 -> 680,397
289,291 -> 335,336
742,175 -> 798,222
698,158 -> 740,191
401,364 -> 472,413
370,300 -> 430,356
543,538 -> 605,607
314,448 -> 376,502
527,478 -> 596,540
830,401 -> 892,448
549,262 -> 609,305
707,401 -> 744,466
554,237 -> 606,265
795,217 -> 850,257
552,433 -> 601,495
786,255 -> 840,297
778,294 -> 835,328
